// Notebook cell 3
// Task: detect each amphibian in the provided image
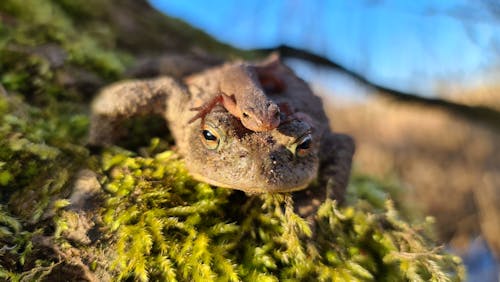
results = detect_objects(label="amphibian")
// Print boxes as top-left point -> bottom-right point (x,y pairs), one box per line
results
189,61 -> 281,132
88,55 -> 354,212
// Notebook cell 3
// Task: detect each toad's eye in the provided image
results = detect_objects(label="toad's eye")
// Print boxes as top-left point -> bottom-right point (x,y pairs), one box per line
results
201,123 -> 224,150
203,130 -> 217,141
289,133 -> 313,158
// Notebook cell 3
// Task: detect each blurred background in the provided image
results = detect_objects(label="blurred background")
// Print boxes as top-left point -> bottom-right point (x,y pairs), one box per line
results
149,0 -> 500,280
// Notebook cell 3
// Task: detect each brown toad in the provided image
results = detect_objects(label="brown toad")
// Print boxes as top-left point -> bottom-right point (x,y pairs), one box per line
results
88,55 -> 354,213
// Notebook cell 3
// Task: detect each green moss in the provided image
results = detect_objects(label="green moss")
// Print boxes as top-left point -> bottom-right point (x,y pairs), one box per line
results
0,0 -> 128,105
95,144 -> 464,281
0,95 -> 89,214
0,0 -> 124,218
0,204 -> 36,281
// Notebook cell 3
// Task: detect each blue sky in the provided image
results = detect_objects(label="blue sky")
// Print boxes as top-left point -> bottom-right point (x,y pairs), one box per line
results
149,0 -> 500,97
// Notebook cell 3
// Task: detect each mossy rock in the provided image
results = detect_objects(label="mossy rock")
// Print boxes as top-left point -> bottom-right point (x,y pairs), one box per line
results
0,0 -> 465,281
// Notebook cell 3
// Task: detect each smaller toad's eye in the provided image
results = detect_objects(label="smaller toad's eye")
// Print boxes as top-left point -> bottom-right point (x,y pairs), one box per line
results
289,133 -> 313,158
200,123 -> 224,150
242,112 -> 250,119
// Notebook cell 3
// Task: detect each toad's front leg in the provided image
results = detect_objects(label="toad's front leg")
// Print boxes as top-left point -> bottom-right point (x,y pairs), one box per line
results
88,77 -> 185,146
293,132 -> 355,218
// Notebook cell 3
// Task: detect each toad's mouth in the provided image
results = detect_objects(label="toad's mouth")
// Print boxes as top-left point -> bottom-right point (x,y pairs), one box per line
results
188,172 -> 313,194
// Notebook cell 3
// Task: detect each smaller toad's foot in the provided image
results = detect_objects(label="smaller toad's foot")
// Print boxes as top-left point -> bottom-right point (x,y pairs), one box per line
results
188,95 -> 224,125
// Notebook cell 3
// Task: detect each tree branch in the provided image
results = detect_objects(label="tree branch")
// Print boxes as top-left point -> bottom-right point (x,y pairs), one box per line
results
259,45 -> 500,131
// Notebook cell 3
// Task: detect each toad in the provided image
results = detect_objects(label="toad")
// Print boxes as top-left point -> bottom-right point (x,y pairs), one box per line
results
88,55 -> 354,214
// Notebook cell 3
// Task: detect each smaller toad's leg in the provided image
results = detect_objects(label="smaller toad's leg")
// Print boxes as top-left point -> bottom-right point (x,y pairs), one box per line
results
88,77 -> 183,146
189,94 -> 241,125
188,95 -> 223,124
293,132 -> 355,218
